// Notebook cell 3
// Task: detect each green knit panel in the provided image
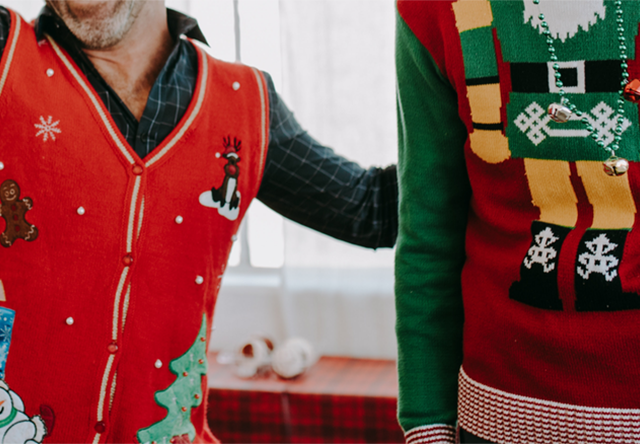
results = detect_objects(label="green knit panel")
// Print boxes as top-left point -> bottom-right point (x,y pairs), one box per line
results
460,27 -> 498,80
490,0 -> 639,63
507,92 -> 640,161
395,12 -> 470,433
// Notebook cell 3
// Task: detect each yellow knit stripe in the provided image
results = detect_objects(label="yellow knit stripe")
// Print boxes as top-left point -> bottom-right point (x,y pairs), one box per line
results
468,130 -> 510,164
452,0 -> 494,33
576,161 -> 636,229
468,83 -> 502,124
524,159 -> 578,227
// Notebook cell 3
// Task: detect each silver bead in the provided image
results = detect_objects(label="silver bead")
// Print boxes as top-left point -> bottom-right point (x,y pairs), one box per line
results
603,156 -> 629,176
175,215 -> 184,224
66,317 -> 74,325
195,275 -> 204,285
77,206 -> 85,215
46,69 -> 54,77
232,81 -> 241,90
548,103 -> 572,123
155,359 -> 162,369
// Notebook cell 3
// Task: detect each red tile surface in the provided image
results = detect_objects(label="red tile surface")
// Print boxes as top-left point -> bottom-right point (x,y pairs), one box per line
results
206,354 -> 404,443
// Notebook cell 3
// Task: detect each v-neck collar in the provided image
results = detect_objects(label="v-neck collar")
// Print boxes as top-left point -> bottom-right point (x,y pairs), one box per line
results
34,6 -> 208,159
45,32 -> 209,171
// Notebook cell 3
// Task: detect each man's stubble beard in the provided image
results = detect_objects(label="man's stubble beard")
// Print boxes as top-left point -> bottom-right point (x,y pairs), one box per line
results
45,0 -> 144,49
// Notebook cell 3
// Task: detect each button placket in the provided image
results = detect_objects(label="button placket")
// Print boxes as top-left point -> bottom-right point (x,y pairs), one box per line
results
94,162 -> 146,438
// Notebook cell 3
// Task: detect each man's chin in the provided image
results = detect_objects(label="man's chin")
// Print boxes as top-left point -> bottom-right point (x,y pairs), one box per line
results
46,0 -> 140,49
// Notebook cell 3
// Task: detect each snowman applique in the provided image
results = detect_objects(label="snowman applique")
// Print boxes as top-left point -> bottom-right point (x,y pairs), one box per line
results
0,380 -> 46,444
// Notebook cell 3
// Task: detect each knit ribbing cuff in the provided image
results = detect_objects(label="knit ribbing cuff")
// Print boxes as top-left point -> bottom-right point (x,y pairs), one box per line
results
405,424 -> 456,444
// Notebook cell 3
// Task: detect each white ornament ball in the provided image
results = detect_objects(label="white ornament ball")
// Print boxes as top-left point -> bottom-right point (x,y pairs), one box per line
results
272,337 -> 317,379
234,336 -> 274,378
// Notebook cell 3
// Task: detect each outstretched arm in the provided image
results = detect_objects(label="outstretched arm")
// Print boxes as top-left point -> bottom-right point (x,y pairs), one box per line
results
257,73 -> 398,249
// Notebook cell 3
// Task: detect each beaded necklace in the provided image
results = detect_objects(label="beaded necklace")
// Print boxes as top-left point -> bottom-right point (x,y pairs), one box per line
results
539,0 -> 636,176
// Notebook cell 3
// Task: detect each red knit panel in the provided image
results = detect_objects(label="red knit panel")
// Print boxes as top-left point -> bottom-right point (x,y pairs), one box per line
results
397,1 -> 472,129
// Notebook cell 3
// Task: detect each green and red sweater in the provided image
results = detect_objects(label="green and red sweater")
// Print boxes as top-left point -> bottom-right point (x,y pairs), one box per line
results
396,1 -> 640,443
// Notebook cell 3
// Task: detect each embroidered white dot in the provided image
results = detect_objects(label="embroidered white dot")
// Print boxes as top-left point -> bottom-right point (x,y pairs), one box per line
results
77,207 -> 85,215
66,317 -> 74,325
46,69 -> 54,77
175,215 -> 184,224
195,276 -> 204,285
232,81 -> 240,90
155,359 -> 162,369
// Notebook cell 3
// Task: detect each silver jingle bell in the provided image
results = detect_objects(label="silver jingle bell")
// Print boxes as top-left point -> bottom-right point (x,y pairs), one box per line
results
603,156 -> 630,177
547,103 -> 572,123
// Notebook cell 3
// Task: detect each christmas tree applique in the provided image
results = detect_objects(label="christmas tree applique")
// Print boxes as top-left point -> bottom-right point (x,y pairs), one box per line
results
137,316 -> 208,444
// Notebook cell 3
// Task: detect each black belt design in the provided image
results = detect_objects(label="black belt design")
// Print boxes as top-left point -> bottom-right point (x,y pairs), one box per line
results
511,60 -> 622,93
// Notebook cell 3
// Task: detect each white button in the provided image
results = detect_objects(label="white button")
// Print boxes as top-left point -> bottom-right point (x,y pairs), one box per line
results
195,275 -> 204,285
46,69 -> 54,77
155,359 -> 162,369
231,234 -> 238,242
0,162 -> 4,171
232,81 -> 240,90
77,206 -> 85,215
175,215 -> 184,224
66,317 -> 74,325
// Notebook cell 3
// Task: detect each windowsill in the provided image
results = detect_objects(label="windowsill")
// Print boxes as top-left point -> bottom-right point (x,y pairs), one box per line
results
210,267 -> 396,360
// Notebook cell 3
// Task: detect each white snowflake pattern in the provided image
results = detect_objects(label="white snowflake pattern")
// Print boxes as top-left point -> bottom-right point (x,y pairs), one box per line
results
515,101 -> 630,147
523,227 -> 559,273
34,115 -> 61,142
0,325 -> 11,343
577,234 -> 620,282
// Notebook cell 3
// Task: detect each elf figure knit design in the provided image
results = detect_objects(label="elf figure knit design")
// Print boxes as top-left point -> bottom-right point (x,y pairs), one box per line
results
396,1 -> 640,443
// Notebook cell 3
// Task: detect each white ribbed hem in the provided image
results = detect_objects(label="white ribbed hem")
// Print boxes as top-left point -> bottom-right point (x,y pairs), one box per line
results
459,367 -> 640,444
405,424 -> 456,444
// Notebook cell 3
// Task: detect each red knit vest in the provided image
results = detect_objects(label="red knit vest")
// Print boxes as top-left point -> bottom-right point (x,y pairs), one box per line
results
0,10 -> 269,443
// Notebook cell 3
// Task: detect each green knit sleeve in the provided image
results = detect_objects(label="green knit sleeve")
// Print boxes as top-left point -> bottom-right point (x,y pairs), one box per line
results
395,10 -> 471,442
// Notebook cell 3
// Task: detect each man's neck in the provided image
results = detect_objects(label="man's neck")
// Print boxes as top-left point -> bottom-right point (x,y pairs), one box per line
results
82,4 -> 174,121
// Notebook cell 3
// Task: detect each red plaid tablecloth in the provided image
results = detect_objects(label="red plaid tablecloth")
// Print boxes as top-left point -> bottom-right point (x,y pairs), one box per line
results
206,354 -> 404,443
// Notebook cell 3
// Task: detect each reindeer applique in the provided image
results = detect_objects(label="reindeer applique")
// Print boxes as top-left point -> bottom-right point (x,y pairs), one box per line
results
199,137 -> 243,221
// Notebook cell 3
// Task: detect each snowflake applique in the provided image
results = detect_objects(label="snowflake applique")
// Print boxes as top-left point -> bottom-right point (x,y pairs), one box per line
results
577,234 -> 619,282
34,116 -> 61,142
0,325 -> 11,343
523,226 -> 559,273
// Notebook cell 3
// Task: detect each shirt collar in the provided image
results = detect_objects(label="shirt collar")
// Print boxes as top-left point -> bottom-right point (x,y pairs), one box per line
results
34,5 -> 209,46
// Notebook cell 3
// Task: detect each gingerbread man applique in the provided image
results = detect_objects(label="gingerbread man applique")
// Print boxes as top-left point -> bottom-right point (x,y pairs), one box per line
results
0,180 -> 38,248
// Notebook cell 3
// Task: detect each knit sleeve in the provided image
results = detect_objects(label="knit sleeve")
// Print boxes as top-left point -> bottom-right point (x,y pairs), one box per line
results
394,3 -> 471,442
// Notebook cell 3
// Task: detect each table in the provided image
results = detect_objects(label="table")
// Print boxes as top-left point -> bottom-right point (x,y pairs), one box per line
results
206,354 -> 404,443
